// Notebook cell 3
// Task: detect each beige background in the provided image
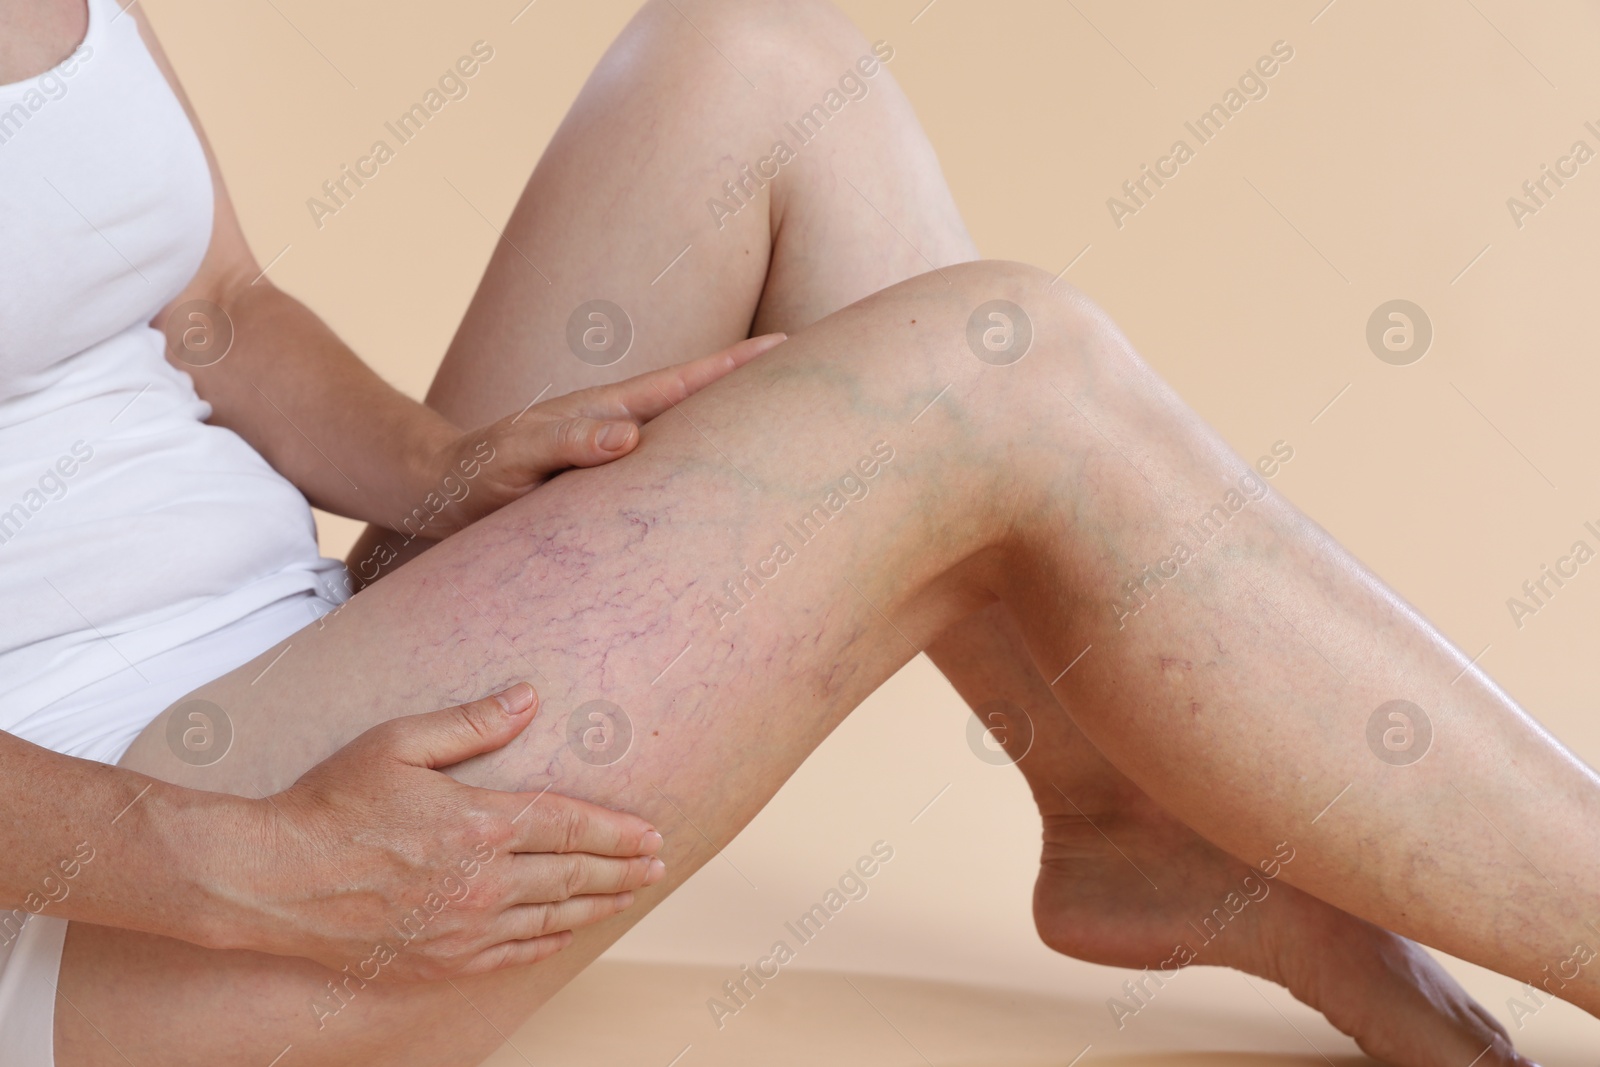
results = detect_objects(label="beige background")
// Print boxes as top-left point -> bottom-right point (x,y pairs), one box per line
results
141,0 -> 1600,1062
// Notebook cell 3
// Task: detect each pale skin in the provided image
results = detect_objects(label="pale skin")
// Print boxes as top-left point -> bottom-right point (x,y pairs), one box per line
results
1,1 -> 1591,1065
0,0 -> 792,980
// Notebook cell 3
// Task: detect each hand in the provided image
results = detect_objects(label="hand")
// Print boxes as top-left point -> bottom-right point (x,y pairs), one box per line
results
232,683 -> 663,980
421,333 -> 786,538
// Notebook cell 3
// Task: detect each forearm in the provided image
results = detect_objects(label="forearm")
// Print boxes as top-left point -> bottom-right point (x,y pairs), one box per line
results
176,278 -> 460,528
0,730 -> 259,950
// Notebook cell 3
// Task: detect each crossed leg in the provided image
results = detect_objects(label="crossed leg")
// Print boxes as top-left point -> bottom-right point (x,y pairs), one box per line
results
60,254 -> 1600,1065
371,0 -> 1534,1060
931,605 -> 1527,1065
53,2 -> 1599,1065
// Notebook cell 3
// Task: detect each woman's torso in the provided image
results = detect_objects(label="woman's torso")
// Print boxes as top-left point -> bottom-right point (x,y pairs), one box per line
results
0,0 -> 342,736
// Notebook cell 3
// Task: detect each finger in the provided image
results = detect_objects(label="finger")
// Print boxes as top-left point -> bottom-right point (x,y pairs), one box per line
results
482,415 -> 643,490
547,415 -> 641,468
457,930 -> 573,977
499,791 -> 663,858
569,332 -> 787,425
379,683 -> 538,769
508,853 -> 666,902
489,894 -> 637,943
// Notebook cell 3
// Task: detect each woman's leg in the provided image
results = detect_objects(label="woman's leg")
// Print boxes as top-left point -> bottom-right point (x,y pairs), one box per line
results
52,3 -> 1567,1063
341,0 -> 1529,1059
54,260 -> 1600,1065
928,604 -> 1523,1066
346,0 -> 974,580
423,0 -> 970,422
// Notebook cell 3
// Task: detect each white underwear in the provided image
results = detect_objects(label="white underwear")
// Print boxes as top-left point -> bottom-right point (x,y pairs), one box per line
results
0,589 -> 337,1066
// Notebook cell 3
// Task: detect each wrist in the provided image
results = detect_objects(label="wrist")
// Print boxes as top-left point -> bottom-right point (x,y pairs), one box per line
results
135,784 -> 276,953
391,411 -> 466,536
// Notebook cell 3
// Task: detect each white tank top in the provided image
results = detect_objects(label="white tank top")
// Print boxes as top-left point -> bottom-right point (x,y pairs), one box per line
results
0,0 -> 343,729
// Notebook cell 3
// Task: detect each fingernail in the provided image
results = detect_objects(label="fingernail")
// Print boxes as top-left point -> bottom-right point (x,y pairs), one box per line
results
494,682 -> 536,715
616,891 -> 636,909
598,423 -> 633,450
641,829 -> 664,853
645,858 -> 666,885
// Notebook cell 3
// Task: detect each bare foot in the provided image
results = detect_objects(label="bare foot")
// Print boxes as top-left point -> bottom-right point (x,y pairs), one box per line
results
1022,718 -> 1534,1067
928,603 -> 1534,1067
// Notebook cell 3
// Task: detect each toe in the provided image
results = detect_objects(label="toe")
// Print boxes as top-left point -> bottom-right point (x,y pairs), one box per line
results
1260,898 -> 1527,1067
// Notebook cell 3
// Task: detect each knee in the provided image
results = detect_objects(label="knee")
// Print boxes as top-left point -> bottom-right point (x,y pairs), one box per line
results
876,258 -> 1145,442
928,258 -> 1116,380
944,258 -> 1062,307
639,0 -> 888,94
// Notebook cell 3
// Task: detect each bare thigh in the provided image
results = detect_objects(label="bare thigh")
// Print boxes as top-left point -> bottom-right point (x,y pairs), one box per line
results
57,4 -> 997,1063
344,0 -> 975,583
58,260 -> 1050,1066
422,0 -> 973,427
